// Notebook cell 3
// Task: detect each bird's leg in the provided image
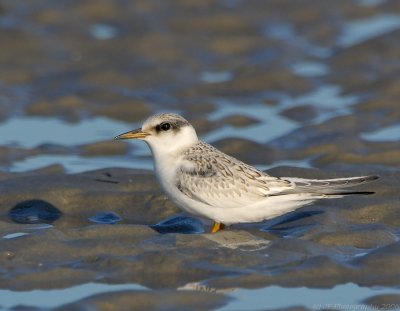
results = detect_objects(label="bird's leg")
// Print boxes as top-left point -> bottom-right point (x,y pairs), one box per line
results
211,222 -> 226,233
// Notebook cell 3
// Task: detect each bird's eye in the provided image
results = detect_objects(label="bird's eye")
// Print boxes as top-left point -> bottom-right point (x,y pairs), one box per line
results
160,123 -> 171,131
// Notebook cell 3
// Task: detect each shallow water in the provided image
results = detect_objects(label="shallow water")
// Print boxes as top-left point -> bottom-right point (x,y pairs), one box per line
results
362,124 -> 400,142
10,154 -> 153,173
0,283 -> 147,309
220,283 -> 400,311
1,82 -> 361,173
338,14 -> 400,47
1,282 -> 399,310
205,100 -> 298,143
291,61 -> 330,77
0,116 -> 132,148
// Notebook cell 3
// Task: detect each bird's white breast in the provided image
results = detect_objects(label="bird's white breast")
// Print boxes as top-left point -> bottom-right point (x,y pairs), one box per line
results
152,151 -> 203,215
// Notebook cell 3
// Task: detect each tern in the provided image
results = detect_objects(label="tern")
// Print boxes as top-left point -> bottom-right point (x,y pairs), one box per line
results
115,113 -> 378,233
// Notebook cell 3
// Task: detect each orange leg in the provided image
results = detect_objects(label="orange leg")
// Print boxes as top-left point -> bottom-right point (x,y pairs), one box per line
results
211,222 -> 226,233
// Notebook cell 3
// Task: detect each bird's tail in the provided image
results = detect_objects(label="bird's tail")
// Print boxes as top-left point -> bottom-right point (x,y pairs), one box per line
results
283,175 -> 379,196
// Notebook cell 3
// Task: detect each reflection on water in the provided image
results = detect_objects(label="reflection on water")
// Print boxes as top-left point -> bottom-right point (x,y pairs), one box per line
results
200,71 -> 234,84
2,83 -> 356,173
2,224 -> 53,240
205,101 -> 298,143
291,61 -> 330,77
1,281 -> 399,311
287,84 -> 359,123
2,232 -> 29,239
205,84 -> 359,143
218,283 -> 400,311
357,0 -> 388,6
0,116 -> 134,148
266,22 -> 332,58
10,154 -> 154,173
338,14 -> 400,47
0,283 -> 147,309
361,124 -> 400,142
89,23 -> 119,40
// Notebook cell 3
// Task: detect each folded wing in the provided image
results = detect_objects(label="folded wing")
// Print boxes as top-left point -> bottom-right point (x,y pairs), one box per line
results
175,142 -> 294,208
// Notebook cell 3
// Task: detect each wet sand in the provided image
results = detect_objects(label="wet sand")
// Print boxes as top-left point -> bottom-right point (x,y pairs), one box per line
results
0,167 -> 399,310
0,0 -> 400,310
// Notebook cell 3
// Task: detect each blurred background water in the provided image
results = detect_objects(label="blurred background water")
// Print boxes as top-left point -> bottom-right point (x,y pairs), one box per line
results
0,0 -> 399,310
0,0 -> 399,175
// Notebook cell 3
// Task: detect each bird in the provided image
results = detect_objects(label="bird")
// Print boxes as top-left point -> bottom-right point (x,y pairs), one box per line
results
115,113 -> 378,233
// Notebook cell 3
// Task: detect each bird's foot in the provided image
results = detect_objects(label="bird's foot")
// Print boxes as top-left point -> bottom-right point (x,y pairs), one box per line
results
211,222 -> 226,233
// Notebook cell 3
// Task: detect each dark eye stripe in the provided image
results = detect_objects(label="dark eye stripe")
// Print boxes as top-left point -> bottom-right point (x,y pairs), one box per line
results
156,122 -> 172,132
154,119 -> 188,133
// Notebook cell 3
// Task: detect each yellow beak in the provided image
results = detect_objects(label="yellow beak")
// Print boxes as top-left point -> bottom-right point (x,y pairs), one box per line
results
114,128 -> 150,140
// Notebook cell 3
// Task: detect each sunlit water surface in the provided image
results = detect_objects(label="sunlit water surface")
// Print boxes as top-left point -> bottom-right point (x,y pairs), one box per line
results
0,82 -> 365,173
1,282 -> 399,310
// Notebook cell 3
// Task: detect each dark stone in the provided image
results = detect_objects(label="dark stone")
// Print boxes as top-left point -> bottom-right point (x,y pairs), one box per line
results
150,215 -> 205,234
8,199 -> 62,224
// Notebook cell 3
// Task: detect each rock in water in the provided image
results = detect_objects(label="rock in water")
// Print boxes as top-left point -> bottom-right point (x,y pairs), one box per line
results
9,199 -> 62,224
151,215 -> 205,234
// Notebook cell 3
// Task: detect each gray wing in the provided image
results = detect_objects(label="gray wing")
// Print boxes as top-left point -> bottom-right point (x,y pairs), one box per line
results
176,142 -> 293,208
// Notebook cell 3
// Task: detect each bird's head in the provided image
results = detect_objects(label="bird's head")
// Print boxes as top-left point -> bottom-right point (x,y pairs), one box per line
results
115,113 -> 198,155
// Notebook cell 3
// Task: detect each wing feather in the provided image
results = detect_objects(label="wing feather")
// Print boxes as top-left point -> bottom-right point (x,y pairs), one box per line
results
175,142 -> 293,208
